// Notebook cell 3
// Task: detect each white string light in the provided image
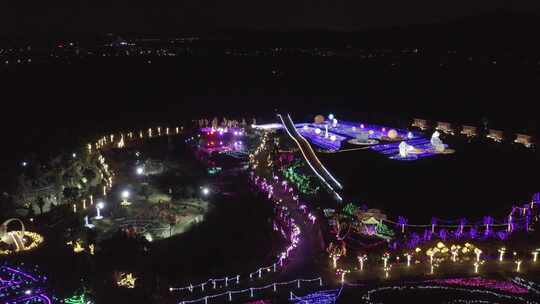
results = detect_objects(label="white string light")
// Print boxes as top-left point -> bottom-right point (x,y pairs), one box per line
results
177,277 -> 322,304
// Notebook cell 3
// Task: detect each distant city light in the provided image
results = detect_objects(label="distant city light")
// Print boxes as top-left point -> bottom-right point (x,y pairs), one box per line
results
21,161 -> 28,167
136,167 -> 144,175
72,153 -> 77,158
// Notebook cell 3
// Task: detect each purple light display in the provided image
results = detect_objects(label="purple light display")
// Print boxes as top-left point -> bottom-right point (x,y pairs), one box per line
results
385,193 -> 540,250
293,120 -> 441,161
290,288 -> 342,304
0,265 -> 52,303
200,127 -> 244,136
296,125 -> 345,151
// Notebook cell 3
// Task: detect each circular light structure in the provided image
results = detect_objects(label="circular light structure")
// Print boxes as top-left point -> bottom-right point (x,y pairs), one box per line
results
97,202 -> 105,209
136,167 -> 144,175
21,161 -> 28,167
330,135 -> 337,141
387,129 -> 399,140
328,114 -> 335,120
121,190 -> 130,199
0,219 -> 44,256
314,115 -> 325,124
315,128 -> 321,135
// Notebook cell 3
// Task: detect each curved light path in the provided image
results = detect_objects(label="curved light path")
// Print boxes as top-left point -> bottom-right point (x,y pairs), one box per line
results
286,114 -> 343,190
278,114 -> 343,202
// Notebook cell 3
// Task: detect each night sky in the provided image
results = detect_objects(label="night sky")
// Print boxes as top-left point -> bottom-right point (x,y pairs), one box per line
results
4,0 -> 540,35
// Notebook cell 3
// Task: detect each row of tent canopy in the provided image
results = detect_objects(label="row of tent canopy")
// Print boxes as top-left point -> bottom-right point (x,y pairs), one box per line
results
412,118 -> 534,148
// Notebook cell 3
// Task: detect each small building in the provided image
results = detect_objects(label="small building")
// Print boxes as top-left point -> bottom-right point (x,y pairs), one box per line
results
436,122 -> 454,135
515,133 -> 534,148
412,118 -> 429,130
487,129 -> 504,142
461,125 -> 478,137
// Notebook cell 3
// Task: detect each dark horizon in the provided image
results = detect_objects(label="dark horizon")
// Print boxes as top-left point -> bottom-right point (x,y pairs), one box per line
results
4,3 -> 540,37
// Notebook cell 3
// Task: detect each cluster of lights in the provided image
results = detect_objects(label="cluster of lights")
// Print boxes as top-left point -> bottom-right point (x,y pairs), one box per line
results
64,293 -> 92,304
66,239 -> 95,255
249,131 -> 271,170
201,127 -> 244,137
90,125 -> 183,153
297,125 -> 345,150
282,161 -> 321,195
117,273 -> 137,289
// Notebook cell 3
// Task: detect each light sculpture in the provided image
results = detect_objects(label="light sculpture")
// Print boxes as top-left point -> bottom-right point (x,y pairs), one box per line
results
499,248 -> 506,262
121,190 -> 131,206
515,260 -> 522,272
358,255 -> 367,271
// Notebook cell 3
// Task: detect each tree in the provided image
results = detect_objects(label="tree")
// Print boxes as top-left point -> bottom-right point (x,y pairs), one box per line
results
63,187 -> 81,205
184,185 -> 195,198
36,196 -> 46,215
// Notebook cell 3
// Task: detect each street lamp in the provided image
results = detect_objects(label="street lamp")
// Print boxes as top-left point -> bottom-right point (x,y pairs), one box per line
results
121,190 -> 131,206
201,187 -> 210,196
136,167 -> 144,175
95,202 -> 105,219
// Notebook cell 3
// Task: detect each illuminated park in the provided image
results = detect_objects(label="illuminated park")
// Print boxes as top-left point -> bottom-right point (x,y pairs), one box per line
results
1,113 -> 539,304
